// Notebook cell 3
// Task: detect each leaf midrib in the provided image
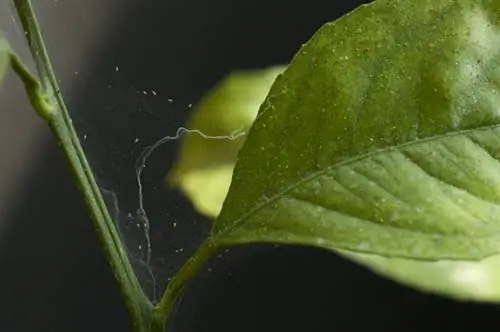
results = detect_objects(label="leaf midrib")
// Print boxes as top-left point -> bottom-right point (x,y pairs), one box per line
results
214,122 -> 500,241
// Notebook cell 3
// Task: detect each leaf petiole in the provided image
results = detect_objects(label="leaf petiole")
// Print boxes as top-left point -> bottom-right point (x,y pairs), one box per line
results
9,53 -> 53,121
155,238 -> 219,325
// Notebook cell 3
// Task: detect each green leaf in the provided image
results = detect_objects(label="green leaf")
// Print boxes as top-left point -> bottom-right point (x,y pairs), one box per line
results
0,35 -> 10,86
168,66 -> 284,217
170,66 -> 500,302
170,71 -> 500,303
207,0 -> 500,300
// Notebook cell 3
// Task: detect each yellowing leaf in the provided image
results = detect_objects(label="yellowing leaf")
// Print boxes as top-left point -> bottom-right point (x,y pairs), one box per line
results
168,66 -> 285,217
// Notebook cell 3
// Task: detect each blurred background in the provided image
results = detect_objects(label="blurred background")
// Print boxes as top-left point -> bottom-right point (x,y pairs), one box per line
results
1,0 -> 500,331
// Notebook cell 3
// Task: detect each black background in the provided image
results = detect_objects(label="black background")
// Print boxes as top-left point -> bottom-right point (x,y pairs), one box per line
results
1,0 -> 500,331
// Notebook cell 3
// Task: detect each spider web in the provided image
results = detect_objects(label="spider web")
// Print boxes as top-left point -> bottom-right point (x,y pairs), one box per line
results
14,0 -> 245,303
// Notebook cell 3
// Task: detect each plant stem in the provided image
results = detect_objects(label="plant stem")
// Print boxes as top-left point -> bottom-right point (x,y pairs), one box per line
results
155,238 -> 218,327
11,1 -> 161,330
10,1 -> 221,329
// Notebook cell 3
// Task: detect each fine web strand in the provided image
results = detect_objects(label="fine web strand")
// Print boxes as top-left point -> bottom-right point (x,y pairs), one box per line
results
100,186 -> 158,300
71,0 -> 248,299
134,127 -> 246,270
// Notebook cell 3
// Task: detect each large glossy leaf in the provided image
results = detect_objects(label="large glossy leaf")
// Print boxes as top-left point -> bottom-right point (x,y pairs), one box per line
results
0,35 -> 10,86
172,64 -> 500,301
212,0 -> 500,282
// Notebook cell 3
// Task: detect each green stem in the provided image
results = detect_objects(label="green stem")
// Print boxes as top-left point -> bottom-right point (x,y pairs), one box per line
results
10,1 -> 220,329
11,1 -> 161,330
155,238 -> 218,326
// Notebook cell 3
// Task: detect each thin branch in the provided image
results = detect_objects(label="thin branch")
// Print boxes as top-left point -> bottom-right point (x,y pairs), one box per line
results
10,0 -> 161,330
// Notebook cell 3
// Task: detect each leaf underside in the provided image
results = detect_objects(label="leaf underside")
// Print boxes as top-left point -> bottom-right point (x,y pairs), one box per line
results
214,0 -> 500,263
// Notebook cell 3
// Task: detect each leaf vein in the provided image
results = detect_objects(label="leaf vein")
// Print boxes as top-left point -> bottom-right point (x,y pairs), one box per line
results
287,195 -> 450,236
217,124 -> 500,239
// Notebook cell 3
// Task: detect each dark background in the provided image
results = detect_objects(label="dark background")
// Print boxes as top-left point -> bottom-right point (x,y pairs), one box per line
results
1,0 -> 500,331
